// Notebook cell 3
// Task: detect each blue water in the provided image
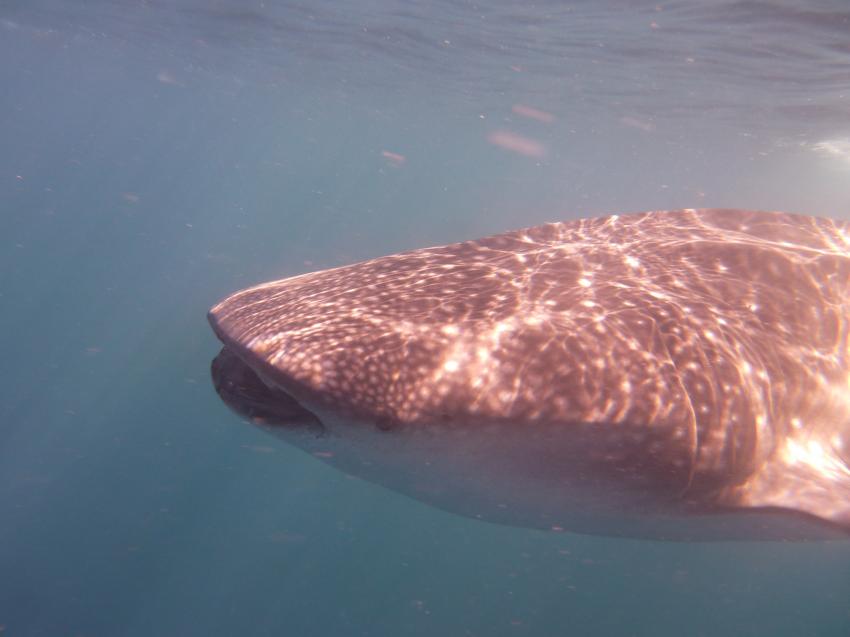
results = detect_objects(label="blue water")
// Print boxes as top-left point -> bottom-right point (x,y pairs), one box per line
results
1,1 -> 849,635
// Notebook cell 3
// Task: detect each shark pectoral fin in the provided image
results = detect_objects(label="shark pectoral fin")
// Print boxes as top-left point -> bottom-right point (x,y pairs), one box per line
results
732,434 -> 850,531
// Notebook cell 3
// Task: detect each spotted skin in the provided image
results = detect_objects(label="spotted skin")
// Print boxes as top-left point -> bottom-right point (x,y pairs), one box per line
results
209,209 -> 850,540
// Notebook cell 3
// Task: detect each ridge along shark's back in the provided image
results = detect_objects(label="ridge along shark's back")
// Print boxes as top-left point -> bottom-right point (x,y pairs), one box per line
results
209,208 -> 850,541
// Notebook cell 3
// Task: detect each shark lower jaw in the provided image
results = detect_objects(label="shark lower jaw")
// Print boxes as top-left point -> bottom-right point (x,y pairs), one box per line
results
210,345 -> 850,541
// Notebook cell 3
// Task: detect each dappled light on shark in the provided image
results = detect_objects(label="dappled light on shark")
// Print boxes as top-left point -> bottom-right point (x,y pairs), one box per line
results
209,209 -> 850,541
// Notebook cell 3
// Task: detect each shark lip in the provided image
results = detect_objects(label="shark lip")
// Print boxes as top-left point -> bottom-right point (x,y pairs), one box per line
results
211,346 -> 325,435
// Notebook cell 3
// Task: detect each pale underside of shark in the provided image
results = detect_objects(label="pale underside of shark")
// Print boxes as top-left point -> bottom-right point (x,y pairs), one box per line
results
209,208 -> 850,541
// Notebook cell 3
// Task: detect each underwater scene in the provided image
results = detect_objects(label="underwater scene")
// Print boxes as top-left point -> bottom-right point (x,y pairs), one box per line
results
1,1 -> 849,635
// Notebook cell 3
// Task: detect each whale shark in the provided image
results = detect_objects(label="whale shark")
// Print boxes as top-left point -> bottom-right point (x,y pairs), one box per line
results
208,208 -> 850,541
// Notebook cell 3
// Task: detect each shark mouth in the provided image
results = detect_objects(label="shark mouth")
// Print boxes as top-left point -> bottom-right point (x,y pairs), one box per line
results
211,347 -> 326,436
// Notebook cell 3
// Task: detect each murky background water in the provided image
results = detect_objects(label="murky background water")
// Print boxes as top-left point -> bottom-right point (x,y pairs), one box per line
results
1,1 -> 849,635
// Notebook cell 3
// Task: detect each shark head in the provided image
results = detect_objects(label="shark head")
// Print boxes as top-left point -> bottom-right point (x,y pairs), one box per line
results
209,208 -> 850,541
